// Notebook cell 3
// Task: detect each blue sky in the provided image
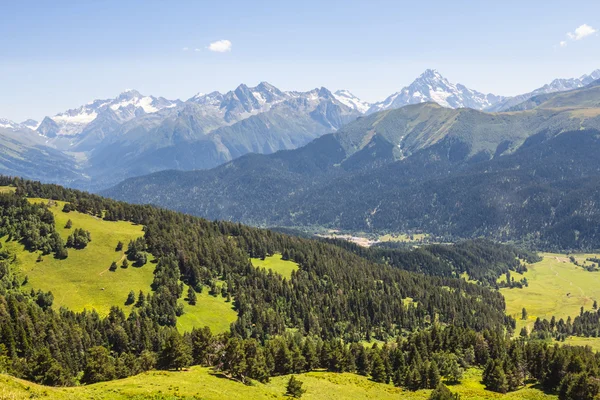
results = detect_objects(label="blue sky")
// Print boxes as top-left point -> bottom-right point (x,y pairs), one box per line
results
1,0 -> 599,121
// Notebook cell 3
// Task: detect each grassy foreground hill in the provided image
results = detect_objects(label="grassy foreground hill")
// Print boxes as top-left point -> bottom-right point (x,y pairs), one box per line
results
0,367 -> 555,400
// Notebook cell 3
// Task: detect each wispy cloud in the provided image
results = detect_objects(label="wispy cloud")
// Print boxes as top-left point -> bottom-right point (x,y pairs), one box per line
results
182,47 -> 189,51
559,24 -> 597,47
207,39 -> 232,53
194,48 -> 202,52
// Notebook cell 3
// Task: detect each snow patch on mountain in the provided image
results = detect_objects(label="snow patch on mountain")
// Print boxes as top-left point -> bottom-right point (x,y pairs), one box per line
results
333,90 -> 371,113
39,90 -> 179,137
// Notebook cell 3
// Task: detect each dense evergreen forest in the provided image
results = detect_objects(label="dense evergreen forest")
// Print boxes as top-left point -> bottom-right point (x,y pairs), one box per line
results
105,129 -> 600,251
1,176 -> 600,399
321,238 -> 539,287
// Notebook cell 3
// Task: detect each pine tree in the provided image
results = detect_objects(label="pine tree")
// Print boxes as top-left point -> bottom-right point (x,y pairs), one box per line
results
301,340 -> 318,371
116,241 -> 123,251
429,382 -> 460,400
521,308 -> 528,320
370,352 -> 387,383
485,363 -> 509,394
135,291 -> 145,307
159,330 -> 192,370
122,259 -> 129,269
286,375 -> 306,398
109,261 -> 118,272
187,286 -> 197,305
65,219 -> 72,229
427,361 -> 441,389
125,291 -> 135,305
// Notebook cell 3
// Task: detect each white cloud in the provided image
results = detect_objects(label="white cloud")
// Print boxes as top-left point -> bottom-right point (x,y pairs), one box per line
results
194,48 -> 202,52
567,24 -> 597,40
207,39 -> 232,53
182,47 -> 189,51
558,24 -> 597,48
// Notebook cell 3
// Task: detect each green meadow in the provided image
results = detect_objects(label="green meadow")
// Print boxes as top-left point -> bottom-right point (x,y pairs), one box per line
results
4,198 -> 153,317
501,252 -> 600,335
251,253 -> 299,279
176,283 -> 237,333
0,367 -> 556,400
1,196 -> 236,333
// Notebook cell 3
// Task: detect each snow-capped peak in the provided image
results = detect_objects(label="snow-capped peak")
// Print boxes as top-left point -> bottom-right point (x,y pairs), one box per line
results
333,90 -> 371,113
0,118 -> 36,131
368,69 -> 505,113
38,90 -> 179,137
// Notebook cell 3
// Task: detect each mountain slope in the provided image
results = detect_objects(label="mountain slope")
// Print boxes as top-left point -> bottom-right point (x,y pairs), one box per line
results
0,125 -> 84,183
104,87 -> 600,249
487,69 -> 600,111
81,87 -> 359,188
507,78 -> 600,111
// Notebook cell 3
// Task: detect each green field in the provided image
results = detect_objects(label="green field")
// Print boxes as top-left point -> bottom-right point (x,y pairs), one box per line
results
2,196 -> 237,333
3,198 -> 154,317
0,367 -> 556,400
0,186 -> 16,194
501,252 -> 600,335
251,253 -> 299,279
176,283 -> 237,333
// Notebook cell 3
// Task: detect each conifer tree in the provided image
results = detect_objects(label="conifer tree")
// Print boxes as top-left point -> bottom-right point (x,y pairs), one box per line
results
187,286 -> 197,305
159,330 -> 191,370
370,352 -> 387,383
286,375 -> 306,398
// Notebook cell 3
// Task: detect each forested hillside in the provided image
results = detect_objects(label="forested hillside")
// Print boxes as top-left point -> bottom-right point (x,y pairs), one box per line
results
105,127 -> 600,250
3,177 -> 600,398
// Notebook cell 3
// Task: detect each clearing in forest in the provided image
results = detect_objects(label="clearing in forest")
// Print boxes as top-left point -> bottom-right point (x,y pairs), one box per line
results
501,252 -> 600,335
251,253 -> 299,279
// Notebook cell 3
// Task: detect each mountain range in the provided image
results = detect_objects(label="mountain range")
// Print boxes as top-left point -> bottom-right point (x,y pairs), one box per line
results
104,80 -> 600,250
1,68 -> 599,189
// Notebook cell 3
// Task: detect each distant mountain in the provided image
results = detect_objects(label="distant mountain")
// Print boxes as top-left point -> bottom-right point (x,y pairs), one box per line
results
5,69 -> 600,191
487,69 -> 600,111
0,118 -> 32,131
0,123 -> 84,183
80,85 -> 361,188
368,69 -> 506,113
104,81 -> 600,249
36,89 -> 180,140
506,78 -> 600,111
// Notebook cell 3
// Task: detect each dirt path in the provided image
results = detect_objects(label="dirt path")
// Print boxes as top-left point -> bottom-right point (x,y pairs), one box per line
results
98,253 -> 126,276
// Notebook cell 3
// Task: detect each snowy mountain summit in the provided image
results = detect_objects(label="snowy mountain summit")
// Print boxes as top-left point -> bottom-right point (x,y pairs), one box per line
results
36,90 -> 179,138
368,69 -> 506,113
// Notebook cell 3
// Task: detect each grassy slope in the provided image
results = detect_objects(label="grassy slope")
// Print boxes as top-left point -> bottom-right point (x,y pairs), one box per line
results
501,252 -> 600,334
251,253 -> 299,279
2,196 -> 237,333
4,198 -> 154,317
176,283 -> 237,333
0,367 -> 556,400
